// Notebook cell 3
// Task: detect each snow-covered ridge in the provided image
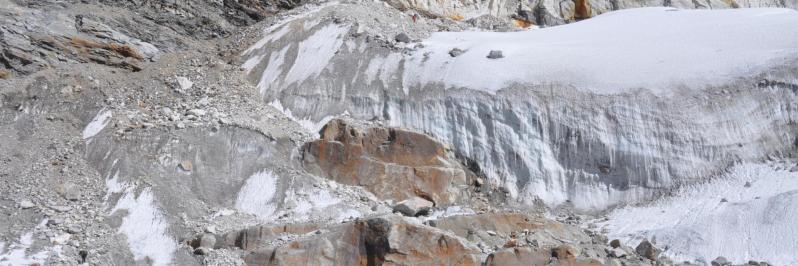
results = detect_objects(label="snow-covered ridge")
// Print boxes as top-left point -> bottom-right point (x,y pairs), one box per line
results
405,7 -> 798,94
242,5 -> 798,210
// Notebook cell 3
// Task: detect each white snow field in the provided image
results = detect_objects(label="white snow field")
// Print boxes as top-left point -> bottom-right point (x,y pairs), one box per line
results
601,162 -> 798,265
405,7 -> 798,94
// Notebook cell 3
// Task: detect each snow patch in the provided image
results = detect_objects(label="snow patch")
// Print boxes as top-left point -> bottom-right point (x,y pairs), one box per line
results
105,170 -> 176,266
0,233 -> 59,265
82,109 -> 112,139
283,23 -> 349,86
235,170 -> 279,221
241,1 -> 339,55
256,45 -> 291,95
423,206 -> 477,221
601,162 -> 798,265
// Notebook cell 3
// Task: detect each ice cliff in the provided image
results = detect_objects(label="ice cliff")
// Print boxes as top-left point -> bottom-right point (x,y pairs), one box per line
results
243,5 -> 798,210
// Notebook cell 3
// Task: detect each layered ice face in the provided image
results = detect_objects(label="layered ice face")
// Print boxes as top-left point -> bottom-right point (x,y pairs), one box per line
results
242,5 -> 798,210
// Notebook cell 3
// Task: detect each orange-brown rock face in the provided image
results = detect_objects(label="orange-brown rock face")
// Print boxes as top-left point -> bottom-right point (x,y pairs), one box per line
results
485,246 -> 603,266
433,213 -> 550,237
302,119 -> 473,205
574,0 -> 592,20
244,216 -> 482,266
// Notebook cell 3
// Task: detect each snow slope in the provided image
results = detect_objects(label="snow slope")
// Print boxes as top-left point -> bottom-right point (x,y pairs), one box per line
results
601,162 -> 798,265
405,7 -> 798,94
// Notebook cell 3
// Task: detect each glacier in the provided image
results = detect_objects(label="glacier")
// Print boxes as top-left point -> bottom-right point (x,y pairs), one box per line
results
242,5 -> 798,210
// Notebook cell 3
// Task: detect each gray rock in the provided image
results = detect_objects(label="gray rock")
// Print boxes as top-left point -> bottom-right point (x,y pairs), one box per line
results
188,109 -> 207,117
610,239 -> 621,248
200,234 -> 216,249
525,237 -> 539,247
175,76 -> 193,91
179,161 -> 193,171
194,247 -> 210,255
19,200 -> 35,209
58,183 -> 81,201
204,226 -> 217,234
393,197 -> 433,216
744,181 -> 752,188
50,205 -> 72,213
394,33 -> 411,43
487,50 -> 503,59
712,256 -> 731,266
66,225 -> 83,234
607,247 -> 627,258
635,240 -> 661,260
449,48 -> 465,57
790,165 -> 798,172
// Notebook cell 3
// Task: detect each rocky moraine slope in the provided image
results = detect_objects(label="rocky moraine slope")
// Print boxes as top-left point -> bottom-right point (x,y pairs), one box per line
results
1,0 -> 798,265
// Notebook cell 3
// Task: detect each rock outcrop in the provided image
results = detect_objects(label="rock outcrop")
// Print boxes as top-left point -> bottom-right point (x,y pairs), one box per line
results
486,246 -> 602,266
243,216 -> 483,266
301,119 -> 480,206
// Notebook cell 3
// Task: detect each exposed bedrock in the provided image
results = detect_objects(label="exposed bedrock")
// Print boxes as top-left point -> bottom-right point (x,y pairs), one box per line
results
243,216 -> 484,266
300,119 -> 492,206
206,212 -> 613,266
242,8 -> 798,210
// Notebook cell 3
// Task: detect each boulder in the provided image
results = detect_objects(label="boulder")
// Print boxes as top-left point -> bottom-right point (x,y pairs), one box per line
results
179,161 -> 193,171
609,239 -> 621,248
175,76 -> 193,91
607,247 -> 627,258
392,197 -> 433,216
199,234 -> 216,249
301,119 -> 474,205
487,50 -> 504,59
712,256 -> 731,266
635,240 -> 661,260
194,247 -> 210,255
449,48 -> 465,57
244,217 -> 482,265
552,245 -> 576,261
19,199 -> 35,209
57,183 -> 81,201
394,33 -> 411,43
